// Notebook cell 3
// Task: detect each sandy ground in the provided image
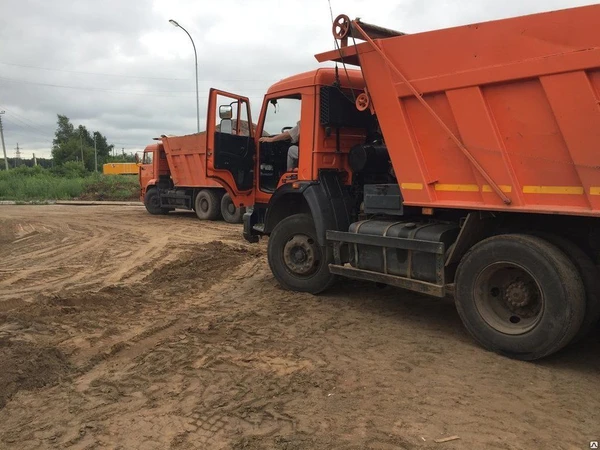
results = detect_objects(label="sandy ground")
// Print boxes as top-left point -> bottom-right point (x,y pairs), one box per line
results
0,205 -> 598,450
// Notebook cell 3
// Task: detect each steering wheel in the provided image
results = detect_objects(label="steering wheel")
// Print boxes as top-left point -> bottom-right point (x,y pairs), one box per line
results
281,126 -> 293,133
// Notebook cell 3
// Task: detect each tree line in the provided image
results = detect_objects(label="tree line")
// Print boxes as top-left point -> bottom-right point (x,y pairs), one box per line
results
1,114 -> 136,171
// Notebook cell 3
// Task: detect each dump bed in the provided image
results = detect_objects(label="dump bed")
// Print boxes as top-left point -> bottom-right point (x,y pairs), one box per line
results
160,132 -> 221,188
317,5 -> 600,217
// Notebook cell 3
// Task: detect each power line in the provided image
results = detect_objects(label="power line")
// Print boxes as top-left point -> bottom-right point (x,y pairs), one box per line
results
0,61 -> 190,81
0,76 -> 194,96
0,61 -> 279,83
0,76 -> 271,97
0,107 -> 54,137
1,117 -> 52,141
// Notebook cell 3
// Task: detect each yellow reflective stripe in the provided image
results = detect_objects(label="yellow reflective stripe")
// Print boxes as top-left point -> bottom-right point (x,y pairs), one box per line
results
402,183 -> 589,195
590,187 -> 600,195
482,185 -> 512,193
400,183 -> 423,190
523,186 -> 584,195
434,184 -> 479,192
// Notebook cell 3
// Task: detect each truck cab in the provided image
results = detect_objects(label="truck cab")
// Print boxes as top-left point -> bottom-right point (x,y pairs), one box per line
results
139,143 -> 170,202
205,68 -> 373,240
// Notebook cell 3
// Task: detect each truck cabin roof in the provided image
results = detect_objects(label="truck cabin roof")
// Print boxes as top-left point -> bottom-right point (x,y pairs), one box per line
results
266,68 -> 365,96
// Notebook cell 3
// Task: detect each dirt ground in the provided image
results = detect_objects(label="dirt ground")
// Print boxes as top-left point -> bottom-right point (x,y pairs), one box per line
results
0,205 -> 598,450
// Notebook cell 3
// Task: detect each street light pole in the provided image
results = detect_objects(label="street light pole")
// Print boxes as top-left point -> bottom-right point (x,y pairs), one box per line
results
169,19 -> 200,134
0,111 -> 8,170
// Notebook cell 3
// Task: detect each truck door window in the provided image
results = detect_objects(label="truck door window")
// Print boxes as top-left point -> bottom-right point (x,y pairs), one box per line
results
214,95 -> 252,136
143,152 -> 153,164
210,92 -> 255,191
259,97 -> 301,192
262,97 -> 301,136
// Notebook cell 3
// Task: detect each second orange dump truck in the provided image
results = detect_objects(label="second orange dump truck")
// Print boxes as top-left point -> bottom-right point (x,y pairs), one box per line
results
179,5 -> 600,360
138,131 -> 245,223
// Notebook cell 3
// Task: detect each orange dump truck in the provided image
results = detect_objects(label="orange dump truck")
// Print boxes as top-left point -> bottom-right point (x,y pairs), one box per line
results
201,5 -> 600,359
138,132 -> 244,223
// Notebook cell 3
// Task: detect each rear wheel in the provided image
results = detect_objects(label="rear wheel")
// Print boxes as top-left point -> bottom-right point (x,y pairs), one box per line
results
267,213 -> 336,294
194,190 -> 220,220
534,234 -> 600,342
455,234 -> 586,360
144,188 -> 169,215
221,193 -> 245,224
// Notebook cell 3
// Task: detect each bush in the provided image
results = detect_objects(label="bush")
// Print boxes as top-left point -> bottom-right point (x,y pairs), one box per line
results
0,165 -> 139,201
50,161 -> 87,178
79,173 -> 139,201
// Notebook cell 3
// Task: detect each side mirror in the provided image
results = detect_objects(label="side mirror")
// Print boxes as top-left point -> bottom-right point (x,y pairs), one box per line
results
135,153 -> 140,164
219,105 -> 233,120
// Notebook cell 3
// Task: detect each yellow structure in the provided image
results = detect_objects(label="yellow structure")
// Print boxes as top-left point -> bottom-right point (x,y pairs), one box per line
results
102,163 -> 139,175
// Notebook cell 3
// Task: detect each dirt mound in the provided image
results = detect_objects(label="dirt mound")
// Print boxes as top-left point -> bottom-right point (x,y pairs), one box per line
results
144,241 -> 255,292
0,339 -> 72,409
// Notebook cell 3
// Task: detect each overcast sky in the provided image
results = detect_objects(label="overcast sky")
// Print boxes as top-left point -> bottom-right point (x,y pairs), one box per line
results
0,0 -> 597,159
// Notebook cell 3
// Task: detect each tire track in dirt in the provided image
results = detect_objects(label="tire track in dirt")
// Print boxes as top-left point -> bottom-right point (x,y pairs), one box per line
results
0,205 -> 598,450
0,207 -> 251,306
0,239 -> 255,420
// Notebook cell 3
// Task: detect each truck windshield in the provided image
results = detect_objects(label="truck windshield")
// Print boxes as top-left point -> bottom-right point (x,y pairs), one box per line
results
263,97 -> 301,136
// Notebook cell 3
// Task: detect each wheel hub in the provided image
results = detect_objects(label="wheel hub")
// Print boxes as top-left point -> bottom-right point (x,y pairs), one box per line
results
283,235 -> 318,276
504,279 -> 534,308
475,263 -> 544,335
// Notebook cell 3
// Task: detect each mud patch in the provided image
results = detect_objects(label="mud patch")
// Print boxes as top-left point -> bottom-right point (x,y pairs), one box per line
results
0,286 -> 143,332
0,339 -> 72,408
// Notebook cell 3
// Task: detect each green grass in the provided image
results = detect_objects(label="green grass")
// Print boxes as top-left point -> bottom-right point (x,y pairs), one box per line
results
79,174 -> 140,201
0,166 -> 140,201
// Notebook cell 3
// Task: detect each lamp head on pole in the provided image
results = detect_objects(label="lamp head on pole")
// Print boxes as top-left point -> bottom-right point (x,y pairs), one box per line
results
169,19 -> 180,28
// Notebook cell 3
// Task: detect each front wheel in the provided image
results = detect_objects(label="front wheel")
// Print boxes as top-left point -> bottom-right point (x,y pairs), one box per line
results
267,213 -> 336,294
455,234 -> 586,361
144,188 -> 169,215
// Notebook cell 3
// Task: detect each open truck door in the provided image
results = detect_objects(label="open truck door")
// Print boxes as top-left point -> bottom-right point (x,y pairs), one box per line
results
206,89 -> 255,207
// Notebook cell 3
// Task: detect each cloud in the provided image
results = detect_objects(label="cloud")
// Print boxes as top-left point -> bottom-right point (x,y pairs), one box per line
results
0,0 -> 597,159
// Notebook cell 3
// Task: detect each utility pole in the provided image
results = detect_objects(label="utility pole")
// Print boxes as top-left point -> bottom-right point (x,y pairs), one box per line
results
93,134 -> 97,172
80,129 -> 84,167
33,153 -> 37,166
0,111 -> 8,170
14,143 -> 21,167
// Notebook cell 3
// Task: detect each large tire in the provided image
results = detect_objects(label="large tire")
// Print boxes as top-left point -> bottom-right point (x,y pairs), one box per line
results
144,188 -> 169,215
534,234 -> 600,342
194,190 -> 220,221
267,213 -> 336,294
220,193 -> 245,224
455,234 -> 586,361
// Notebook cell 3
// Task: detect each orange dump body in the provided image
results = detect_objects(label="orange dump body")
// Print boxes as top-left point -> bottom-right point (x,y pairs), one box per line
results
160,132 -> 220,188
317,5 -> 600,217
